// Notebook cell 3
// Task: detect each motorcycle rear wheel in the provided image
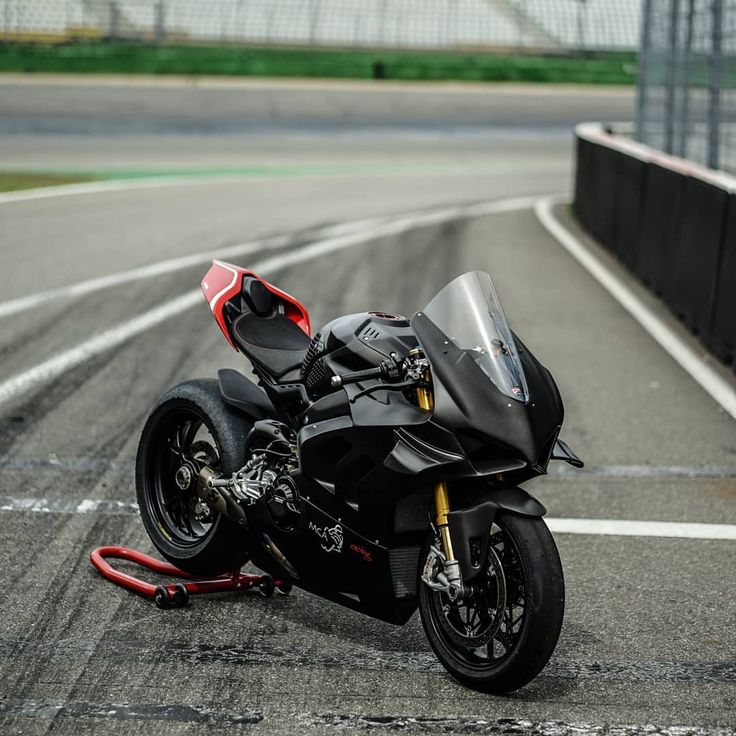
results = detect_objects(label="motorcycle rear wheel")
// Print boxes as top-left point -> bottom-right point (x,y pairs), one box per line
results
136,379 -> 252,577
418,513 -> 564,693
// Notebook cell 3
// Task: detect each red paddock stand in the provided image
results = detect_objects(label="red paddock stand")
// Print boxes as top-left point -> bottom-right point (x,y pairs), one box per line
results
90,546 -> 291,609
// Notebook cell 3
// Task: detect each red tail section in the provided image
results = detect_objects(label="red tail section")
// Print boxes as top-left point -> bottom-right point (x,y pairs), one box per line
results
201,260 -> 311,350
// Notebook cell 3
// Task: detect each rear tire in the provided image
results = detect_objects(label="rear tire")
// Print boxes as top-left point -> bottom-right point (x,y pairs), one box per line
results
136,379 -> 253,577
419,513 -> 564,693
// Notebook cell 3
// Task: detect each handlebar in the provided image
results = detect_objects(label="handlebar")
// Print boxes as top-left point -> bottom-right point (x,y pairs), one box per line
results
330,360 -> 402,388
330,366 -> 385,388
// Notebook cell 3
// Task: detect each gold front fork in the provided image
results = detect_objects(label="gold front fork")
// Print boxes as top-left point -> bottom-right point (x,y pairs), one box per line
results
414,358 -> 455,561
434,481 -> 455,561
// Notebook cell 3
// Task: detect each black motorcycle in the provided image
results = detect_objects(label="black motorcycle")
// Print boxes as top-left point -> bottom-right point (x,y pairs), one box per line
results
136,264 -> 583,692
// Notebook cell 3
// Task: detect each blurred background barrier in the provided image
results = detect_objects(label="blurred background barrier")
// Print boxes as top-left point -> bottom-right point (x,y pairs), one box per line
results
1,0 -> 641,52
635,0 -> 736,175
575,0 -> 736,374
0,41 -> 639,83
574,123 -> 736,372
0,0 -> 643,83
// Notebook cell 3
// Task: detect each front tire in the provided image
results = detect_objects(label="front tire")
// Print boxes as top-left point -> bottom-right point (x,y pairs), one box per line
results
419,513 -> 564,693
136,379 -> 252,576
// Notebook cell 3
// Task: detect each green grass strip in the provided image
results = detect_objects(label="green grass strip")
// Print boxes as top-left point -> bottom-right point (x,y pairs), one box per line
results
0,42 -> 638,85
0,171 -> 99,192
0,161 -> 506,191
16,161 -> 458,180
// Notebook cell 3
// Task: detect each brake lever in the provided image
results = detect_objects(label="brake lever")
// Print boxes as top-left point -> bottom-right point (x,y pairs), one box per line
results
349,380 -> 417,404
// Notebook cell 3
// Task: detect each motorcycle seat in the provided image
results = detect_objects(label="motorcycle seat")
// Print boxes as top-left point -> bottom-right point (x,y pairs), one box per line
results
231,311 -> 311,379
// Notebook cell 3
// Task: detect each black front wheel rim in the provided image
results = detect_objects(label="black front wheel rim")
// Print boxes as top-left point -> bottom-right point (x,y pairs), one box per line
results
428,521 -> 527,669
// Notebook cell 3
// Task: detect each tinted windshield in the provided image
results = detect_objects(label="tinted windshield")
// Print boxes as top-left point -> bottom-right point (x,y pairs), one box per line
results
420,271 -> 529,403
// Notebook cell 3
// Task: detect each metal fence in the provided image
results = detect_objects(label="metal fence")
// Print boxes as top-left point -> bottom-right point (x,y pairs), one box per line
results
635,0 -> 736,173
2,0 -> 641,53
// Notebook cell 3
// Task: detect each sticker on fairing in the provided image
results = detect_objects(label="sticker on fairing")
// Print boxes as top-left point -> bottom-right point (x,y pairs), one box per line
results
309,521 -> 343,553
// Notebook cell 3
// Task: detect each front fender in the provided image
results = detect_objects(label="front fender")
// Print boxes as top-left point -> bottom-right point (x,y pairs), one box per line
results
447,486 -> 546,582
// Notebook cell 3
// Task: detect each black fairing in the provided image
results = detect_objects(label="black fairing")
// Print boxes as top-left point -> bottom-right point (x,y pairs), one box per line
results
218,369 -> 276,419
221,309 -> 564,626
411,312 -> 563,469
317,312 -> 419,378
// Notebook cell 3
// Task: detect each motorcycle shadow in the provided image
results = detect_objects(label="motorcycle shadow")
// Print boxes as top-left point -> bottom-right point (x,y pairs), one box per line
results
235,584 -> 575,700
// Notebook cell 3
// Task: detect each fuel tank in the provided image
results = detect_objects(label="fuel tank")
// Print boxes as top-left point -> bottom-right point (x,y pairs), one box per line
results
301,312 -> 419,395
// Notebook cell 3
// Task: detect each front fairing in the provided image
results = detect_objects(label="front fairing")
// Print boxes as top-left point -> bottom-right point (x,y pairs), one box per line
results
411,273 -> 564,468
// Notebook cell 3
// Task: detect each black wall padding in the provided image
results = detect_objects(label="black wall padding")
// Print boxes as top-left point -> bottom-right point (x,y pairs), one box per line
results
668,177 -> 728,337
590,144 -> 620,247
573,137 -> 595,231
635,164 -> 684,297
612,153 -> 647,269
574,129 -> 735,371
709,194 -> 736,369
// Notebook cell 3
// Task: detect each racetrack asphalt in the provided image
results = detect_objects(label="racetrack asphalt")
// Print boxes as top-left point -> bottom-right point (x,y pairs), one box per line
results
0,76 -> 734,735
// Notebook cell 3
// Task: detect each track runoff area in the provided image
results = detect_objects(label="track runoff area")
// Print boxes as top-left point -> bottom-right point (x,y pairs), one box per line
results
0,81 -> 734,733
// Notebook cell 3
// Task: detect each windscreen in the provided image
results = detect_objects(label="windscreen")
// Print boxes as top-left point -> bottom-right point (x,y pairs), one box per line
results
420,271 -> 529,403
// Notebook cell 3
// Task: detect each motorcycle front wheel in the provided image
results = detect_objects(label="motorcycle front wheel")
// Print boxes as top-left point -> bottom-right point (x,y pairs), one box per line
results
418,513 -> 564,693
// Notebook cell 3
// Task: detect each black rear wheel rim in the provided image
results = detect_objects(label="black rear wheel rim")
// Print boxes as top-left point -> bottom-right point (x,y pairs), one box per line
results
146,406 -> 219,547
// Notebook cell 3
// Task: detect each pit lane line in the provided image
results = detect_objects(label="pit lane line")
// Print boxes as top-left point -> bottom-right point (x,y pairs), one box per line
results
1,496 -> 734,540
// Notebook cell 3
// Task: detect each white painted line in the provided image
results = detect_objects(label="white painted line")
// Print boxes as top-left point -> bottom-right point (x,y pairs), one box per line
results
547,517 -> 736,540
0,194 -> 545,406
548,463 -> 736,478
0,174 -> 430,208
1,495 -> 734,540
0,497 -> 139,514
75,498 -> 100,513
0,289 -> 203,406
0,175 -> 252,207
0,165 -> 458,206
0,161 -> 562,209
0,237 -> 271,320
0,196 -> 543,321
535,196 -> 736,421
0,216 -> 387,320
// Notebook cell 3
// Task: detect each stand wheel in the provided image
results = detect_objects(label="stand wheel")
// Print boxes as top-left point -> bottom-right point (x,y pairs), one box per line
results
276,581 -> 293,596
258,575 -> 275,598
154,585 -> 171,609
172,583 -> 190,608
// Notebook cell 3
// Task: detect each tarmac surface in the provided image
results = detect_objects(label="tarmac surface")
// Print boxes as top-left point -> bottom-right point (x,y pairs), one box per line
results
0,76 -> 734,735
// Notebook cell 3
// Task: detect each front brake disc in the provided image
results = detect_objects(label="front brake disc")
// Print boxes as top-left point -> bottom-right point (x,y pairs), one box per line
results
432,544 -> 507,648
